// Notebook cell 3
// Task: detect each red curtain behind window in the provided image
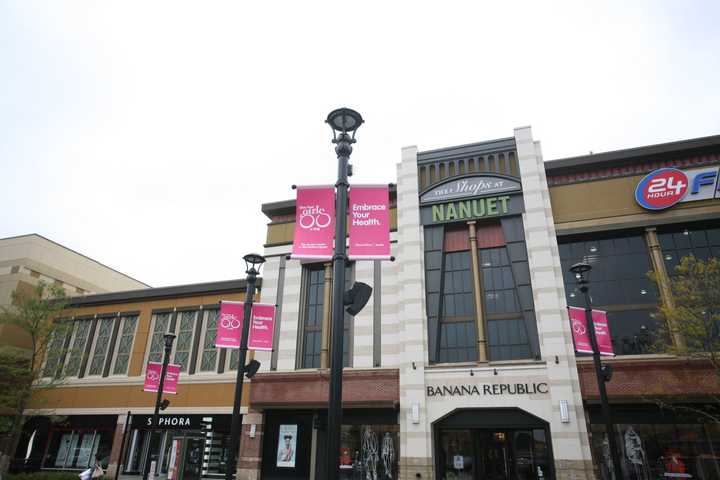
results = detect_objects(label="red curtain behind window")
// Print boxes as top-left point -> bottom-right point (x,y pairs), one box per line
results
476,222 -> 505,248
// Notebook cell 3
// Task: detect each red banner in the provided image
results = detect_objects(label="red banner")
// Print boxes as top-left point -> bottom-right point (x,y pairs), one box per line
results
143,362 -> 181,394
248,303 -> 276,351
292,186 -> 335,259
348,185 -> 391,260
568,306 -> 614,356
216,301 -> 244,348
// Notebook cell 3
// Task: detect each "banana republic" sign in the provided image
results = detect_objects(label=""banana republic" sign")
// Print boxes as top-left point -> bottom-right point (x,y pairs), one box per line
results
426,382 -> 549,397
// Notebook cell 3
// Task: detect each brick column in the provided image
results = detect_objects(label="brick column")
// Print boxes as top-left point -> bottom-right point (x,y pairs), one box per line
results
237,411 -> 264,480
107,414 -> 129,478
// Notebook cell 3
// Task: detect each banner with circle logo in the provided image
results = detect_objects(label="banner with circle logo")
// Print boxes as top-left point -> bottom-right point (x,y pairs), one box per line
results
348,185 -> 391,260
568,306 -> 614,356
291,186 -> 335,259
216,300 -> 245,348
143,361 -> 181,394
216,301 -> 276,350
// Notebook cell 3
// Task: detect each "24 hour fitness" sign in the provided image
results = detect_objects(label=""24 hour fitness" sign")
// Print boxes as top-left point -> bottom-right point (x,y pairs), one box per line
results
635,166 -> 720,210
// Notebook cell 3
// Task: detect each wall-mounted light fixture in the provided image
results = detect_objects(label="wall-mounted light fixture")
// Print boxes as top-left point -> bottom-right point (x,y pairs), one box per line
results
411,403 -> 420,424
560,400 -> 570,423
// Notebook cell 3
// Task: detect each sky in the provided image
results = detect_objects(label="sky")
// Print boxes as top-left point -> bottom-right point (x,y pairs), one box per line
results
1,1 -> 719,287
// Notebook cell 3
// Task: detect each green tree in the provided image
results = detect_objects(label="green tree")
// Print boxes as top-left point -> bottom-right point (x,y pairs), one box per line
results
0,283 -> 69,475
650,256 -> 720,421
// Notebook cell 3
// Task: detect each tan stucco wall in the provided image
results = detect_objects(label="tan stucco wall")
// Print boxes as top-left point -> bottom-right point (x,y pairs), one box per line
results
25,290 -> 257,411
549,174 -> 720,231
27,382 -> 250,410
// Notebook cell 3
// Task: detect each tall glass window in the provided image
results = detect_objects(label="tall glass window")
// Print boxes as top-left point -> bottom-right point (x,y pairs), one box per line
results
147,312 -> 173,364
199,308 -> 220,372
438,250 -> 477,363
298,263 -> 353,369
112,315 -> 138,375
481,246 -> 532,361
44,327 -> 68,378
560,233 -> 659,355
86,317 -> 114,376
64,318 -> 92,377
300,265 -> 325,369
173,310 -> 198,372
424,220 -> 537,364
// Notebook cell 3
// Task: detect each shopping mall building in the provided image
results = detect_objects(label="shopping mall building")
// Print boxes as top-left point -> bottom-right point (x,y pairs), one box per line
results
14,130 -> 720,480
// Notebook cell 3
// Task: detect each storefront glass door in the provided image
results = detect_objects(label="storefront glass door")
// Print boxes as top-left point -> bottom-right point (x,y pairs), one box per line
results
438,429 -> 552,480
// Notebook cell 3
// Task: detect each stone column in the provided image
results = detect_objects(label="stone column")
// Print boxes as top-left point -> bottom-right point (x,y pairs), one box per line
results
396,146 -> 434,480
514,126 -> 594,480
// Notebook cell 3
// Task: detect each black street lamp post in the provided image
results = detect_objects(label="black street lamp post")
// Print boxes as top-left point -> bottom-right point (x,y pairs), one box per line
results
225,253 -> 266,480
325,108 -> 363,480
142,332 -> 176,480
570,262 -> 623,480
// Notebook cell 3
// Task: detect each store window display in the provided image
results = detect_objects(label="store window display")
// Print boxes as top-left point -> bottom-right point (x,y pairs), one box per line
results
43,429 -> 113,470
591,422 -> 720,480
338,425 -> 398,480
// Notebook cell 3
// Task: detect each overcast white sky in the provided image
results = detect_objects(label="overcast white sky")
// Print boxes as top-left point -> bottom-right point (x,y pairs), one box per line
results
1,1 -> 719,287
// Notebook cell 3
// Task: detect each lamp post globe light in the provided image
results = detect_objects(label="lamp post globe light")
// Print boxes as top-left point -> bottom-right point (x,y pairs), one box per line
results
225,253 -> 265,480
325,107 -> 363,480
569,262 -> 623,480
142,332 -> 176,480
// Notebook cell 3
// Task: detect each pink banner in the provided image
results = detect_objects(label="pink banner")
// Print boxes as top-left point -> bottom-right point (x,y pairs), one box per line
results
248,303 -> 276,351
592,309 -> 614,356
216,301 -> 244,348
292,186 -> 335,259
568,307 -> 614,356
348,185 -> 391,260
143,362 -> 181,394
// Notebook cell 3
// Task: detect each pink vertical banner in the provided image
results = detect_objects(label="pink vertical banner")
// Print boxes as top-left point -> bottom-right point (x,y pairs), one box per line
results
593,309 -> 614,356
568,306 -> 592,354
248,303 -> 276,351
568,306 -> 615,356
291,186 -> 335,259
143,362 -> 181,394
348,185 -> 391,260
216,301 -> 244,348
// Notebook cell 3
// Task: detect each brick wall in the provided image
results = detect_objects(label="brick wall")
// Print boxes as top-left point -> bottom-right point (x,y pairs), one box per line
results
578,357 -> 720,400
250,369 -> 399,408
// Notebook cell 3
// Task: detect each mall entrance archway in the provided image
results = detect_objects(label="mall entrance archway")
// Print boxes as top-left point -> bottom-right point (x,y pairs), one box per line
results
433,408 -> 555,480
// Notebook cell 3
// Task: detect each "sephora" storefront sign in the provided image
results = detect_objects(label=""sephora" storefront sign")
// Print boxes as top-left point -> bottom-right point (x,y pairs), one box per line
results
426,382 -> 549,397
